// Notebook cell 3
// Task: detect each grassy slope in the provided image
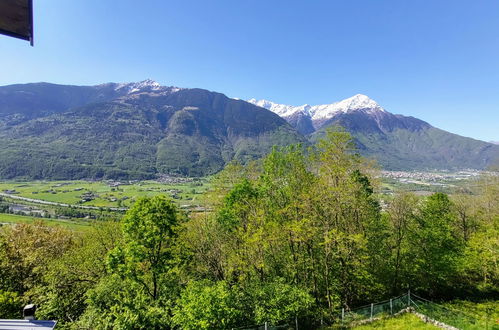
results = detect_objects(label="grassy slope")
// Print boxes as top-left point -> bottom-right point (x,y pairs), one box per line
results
350,301 -> 499,330
438,301 -> 499,330
443,300 -> 499,320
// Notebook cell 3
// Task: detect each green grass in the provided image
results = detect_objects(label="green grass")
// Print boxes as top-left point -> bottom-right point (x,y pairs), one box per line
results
0,213 -> 92,231
331,301 -> 499,330
434,300 -> 499,330
0,179 -> 211,208
351,312 -> 438,329
442,300 -> 499,321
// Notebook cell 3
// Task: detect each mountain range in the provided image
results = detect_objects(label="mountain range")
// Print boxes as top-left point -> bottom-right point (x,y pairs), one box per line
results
248,95 -> 499,171
0,80 -> 497,180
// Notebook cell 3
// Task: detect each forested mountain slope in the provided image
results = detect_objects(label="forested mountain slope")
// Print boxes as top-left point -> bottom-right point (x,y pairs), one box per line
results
0,81 -> 497,180
0,82 -> 305,179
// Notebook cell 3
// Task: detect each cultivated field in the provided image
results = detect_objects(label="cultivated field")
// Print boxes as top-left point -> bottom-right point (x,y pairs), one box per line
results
0,213 -> 92,231
0,179 -> 211,209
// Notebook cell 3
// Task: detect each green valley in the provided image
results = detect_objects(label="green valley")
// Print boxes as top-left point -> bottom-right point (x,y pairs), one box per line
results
0,131 -> 496,329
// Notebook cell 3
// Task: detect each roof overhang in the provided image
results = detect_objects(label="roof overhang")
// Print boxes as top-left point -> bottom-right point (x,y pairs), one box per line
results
0,0 -> 34,46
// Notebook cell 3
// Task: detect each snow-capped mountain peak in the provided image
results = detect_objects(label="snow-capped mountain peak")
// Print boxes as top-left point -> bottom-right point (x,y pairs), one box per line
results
248,94 -> 385,121
113,79 -> 164,94
99,79 -> 185,97
247,98 -> 311,117
331,94 -> 383,113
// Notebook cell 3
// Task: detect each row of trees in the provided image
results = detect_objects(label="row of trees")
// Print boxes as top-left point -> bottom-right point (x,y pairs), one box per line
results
0,130 -> 497,329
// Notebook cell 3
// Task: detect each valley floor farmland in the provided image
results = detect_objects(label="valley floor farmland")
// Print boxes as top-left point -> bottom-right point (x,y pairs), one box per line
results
0,213 -> 92,231
0,170 -> 481,209
0,178 -> 211,209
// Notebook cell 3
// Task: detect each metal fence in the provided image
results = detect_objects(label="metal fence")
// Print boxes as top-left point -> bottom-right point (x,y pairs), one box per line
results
231,292 -> 496,329
410,294 -> 497,330
340,291 -> 497,330
340,292 -> 411,325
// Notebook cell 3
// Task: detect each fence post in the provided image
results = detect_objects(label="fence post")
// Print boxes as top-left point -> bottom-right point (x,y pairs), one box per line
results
370,303 -> 373,320
390,299 -> 392,315
265,321 -> 268,330
341,308 -> 344,323
408,289 -> 411,307
295,315 -> 298,330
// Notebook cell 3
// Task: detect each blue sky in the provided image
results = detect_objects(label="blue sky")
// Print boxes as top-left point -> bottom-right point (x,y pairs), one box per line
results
1,0 -> 498,141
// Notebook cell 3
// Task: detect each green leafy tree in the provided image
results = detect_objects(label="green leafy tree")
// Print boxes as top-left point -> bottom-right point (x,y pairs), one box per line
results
0,221 -> 74,295
250,279 -> 314,325
385,193 -> 419,294
410,193 -> 463,296
108,195 -> 182,300
172,280 -> 243,330
0,290 -> 22,319
78,275 -> 168,330
81,196 -> 183,329
32,222 -> 122,326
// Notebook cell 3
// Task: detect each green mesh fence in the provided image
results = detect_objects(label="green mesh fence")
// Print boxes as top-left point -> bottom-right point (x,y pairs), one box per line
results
411,294 -> 499,330
341,293 -> 410,324
338,292 -> 498,329
233,293 -> 497,329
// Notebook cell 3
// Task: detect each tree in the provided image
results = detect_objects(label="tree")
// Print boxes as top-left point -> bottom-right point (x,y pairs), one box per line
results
307,129 -> 383,308
81,196 -> 183,329
32,222 -> 122,326
386,193 -> 419,294
410,193 -> 463,296
172,280 -> 243,330
250,279 -> 314,325
108,195 -> 182,300
79,275 -> 168,330
452,193 -> 478,242
0,290 -> 22,319
0,221 -> 74,295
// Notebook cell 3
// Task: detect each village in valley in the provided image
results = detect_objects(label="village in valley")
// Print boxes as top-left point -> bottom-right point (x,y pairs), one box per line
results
0,169 -> 488,231
0,176 -> 211,230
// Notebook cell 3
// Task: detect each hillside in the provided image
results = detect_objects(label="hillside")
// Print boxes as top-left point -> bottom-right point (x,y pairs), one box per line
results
1,81 -> 497,180
0,82 -> 305,179
250,95 -> 499,171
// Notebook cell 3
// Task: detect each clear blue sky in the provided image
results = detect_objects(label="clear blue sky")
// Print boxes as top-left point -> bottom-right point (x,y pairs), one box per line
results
1,0 -> 498,141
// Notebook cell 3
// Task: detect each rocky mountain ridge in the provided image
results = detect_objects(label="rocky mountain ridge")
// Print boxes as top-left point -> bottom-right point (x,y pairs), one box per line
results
0,80 -> 497,179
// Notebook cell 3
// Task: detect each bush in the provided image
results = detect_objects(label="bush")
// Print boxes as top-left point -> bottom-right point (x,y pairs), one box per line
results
0,290 -> 22,319
173,280 -> 243,330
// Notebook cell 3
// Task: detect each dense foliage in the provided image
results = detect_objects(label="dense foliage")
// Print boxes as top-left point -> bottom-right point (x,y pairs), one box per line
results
0,130 -> 497,329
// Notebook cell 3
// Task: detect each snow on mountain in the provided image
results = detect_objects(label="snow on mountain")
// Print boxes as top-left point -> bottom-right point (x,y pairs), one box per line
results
113,79 -> 163,93
99,79 -> 184,96
248,94 -> 385,121
247,99 -> 312,117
